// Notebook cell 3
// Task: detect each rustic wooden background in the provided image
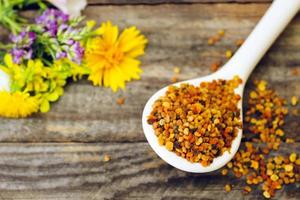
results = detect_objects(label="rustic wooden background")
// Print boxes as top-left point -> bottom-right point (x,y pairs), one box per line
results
0,0 -> 299,199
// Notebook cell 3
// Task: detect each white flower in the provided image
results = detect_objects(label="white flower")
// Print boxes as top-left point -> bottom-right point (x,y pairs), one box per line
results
0,69 -> 10,91
47,0 -> 87,18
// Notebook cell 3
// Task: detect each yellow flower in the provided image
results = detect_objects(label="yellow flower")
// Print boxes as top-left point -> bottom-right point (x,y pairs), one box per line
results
85,21 -> 148,91
24,59 -> 48,93
0,91 -> 39,118
86,20 -> 96,29
0,54 -> 48,92
0,54 -> 26,91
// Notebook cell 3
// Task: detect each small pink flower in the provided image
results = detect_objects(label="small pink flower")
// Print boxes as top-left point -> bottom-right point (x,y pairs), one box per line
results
47,0 -> 87,18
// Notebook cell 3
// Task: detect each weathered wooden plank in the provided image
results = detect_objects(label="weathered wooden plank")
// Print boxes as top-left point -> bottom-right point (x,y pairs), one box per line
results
87,0 -> 272,5
0,143 -> 298,200
0,4 -> 299,142
0,78 -> 299,143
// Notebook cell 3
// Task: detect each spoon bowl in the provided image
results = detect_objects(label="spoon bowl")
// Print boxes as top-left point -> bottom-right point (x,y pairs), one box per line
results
142,0 -> 300,173
142,72 -> 244,172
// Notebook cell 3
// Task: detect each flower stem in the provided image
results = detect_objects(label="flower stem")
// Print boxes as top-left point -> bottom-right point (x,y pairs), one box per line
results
0,42 -> 12,50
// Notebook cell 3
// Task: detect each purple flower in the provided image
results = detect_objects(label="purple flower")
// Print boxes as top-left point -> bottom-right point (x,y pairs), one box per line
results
36,9 -> 69,37
58,24 -> 69,32
10,32 -> 22,43
28,32 -> 36,44
66,39 -> 75,45
10,33 -> 23,44
56,51 -> 67,59
24,49 -> 33,60
55,41 -> 84,64
11,48 -> 26,64
71,41 -> 84,64
10,31 -> 36,47
10,48 -> 34,64
9,30 -> 36,64
23,8 -> 87,64
36,9 -> 69,25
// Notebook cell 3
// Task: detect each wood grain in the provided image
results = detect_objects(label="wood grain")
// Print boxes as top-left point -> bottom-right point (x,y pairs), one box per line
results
0,4 -> 299,142
87,0 -> 272,5
0,142 -> 298,200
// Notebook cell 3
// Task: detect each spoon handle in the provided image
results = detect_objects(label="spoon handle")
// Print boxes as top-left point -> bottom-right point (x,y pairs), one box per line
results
219,0 -> 300,81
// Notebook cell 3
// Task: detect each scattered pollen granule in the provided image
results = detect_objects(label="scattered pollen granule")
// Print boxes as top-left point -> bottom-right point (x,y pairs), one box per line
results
103,154 -> 111,162
263,191 -> 271,199
221,168 -> 228,176
171,67 -> 181,83
225,50 -> 233,59
171,76 -> 178,83
117,97 -> 125,105
173,67 -> 181,74
243,186 -> 252,194
285,138 -> 295,144
224,184 -> 232,192
291,96 -> 299,106
235,39 -> 244,47
147,76 -> 243,166
291,68 -> 299,76
207,29 -> 225,45
210,62 -> 221,72
218,29 -> 225,37
208,38 -> 215,45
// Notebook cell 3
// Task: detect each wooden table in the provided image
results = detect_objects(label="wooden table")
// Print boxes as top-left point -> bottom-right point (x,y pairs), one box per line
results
0,0 -> 299,199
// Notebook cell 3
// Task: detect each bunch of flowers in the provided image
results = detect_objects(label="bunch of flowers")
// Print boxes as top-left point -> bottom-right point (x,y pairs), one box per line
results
0,1 -> 147,118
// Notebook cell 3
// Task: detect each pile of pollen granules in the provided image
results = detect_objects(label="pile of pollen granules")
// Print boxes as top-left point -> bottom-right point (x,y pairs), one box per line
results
147,76 -> 243,166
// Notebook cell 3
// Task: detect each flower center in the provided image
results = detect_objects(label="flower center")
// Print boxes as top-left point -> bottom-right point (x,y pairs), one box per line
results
103,45 -> 124,69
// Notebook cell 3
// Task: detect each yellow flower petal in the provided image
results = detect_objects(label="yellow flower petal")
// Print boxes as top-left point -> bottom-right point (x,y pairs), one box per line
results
40,100 -> 50,113
0,65 -> 10,75
0,91 -> 39,118
88,68 -> 103,86
86,20 -> 96,29
119,27 -> 148,55
119,58 -> 142,81
109,66 -> 126,91
102,21 -> 119,45
47,92 -> 59,102
103,68 -> 111,88
4,54 -> 14,68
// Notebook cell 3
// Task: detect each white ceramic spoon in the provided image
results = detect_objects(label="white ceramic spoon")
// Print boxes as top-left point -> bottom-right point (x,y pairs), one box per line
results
142,0 -> 300,173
